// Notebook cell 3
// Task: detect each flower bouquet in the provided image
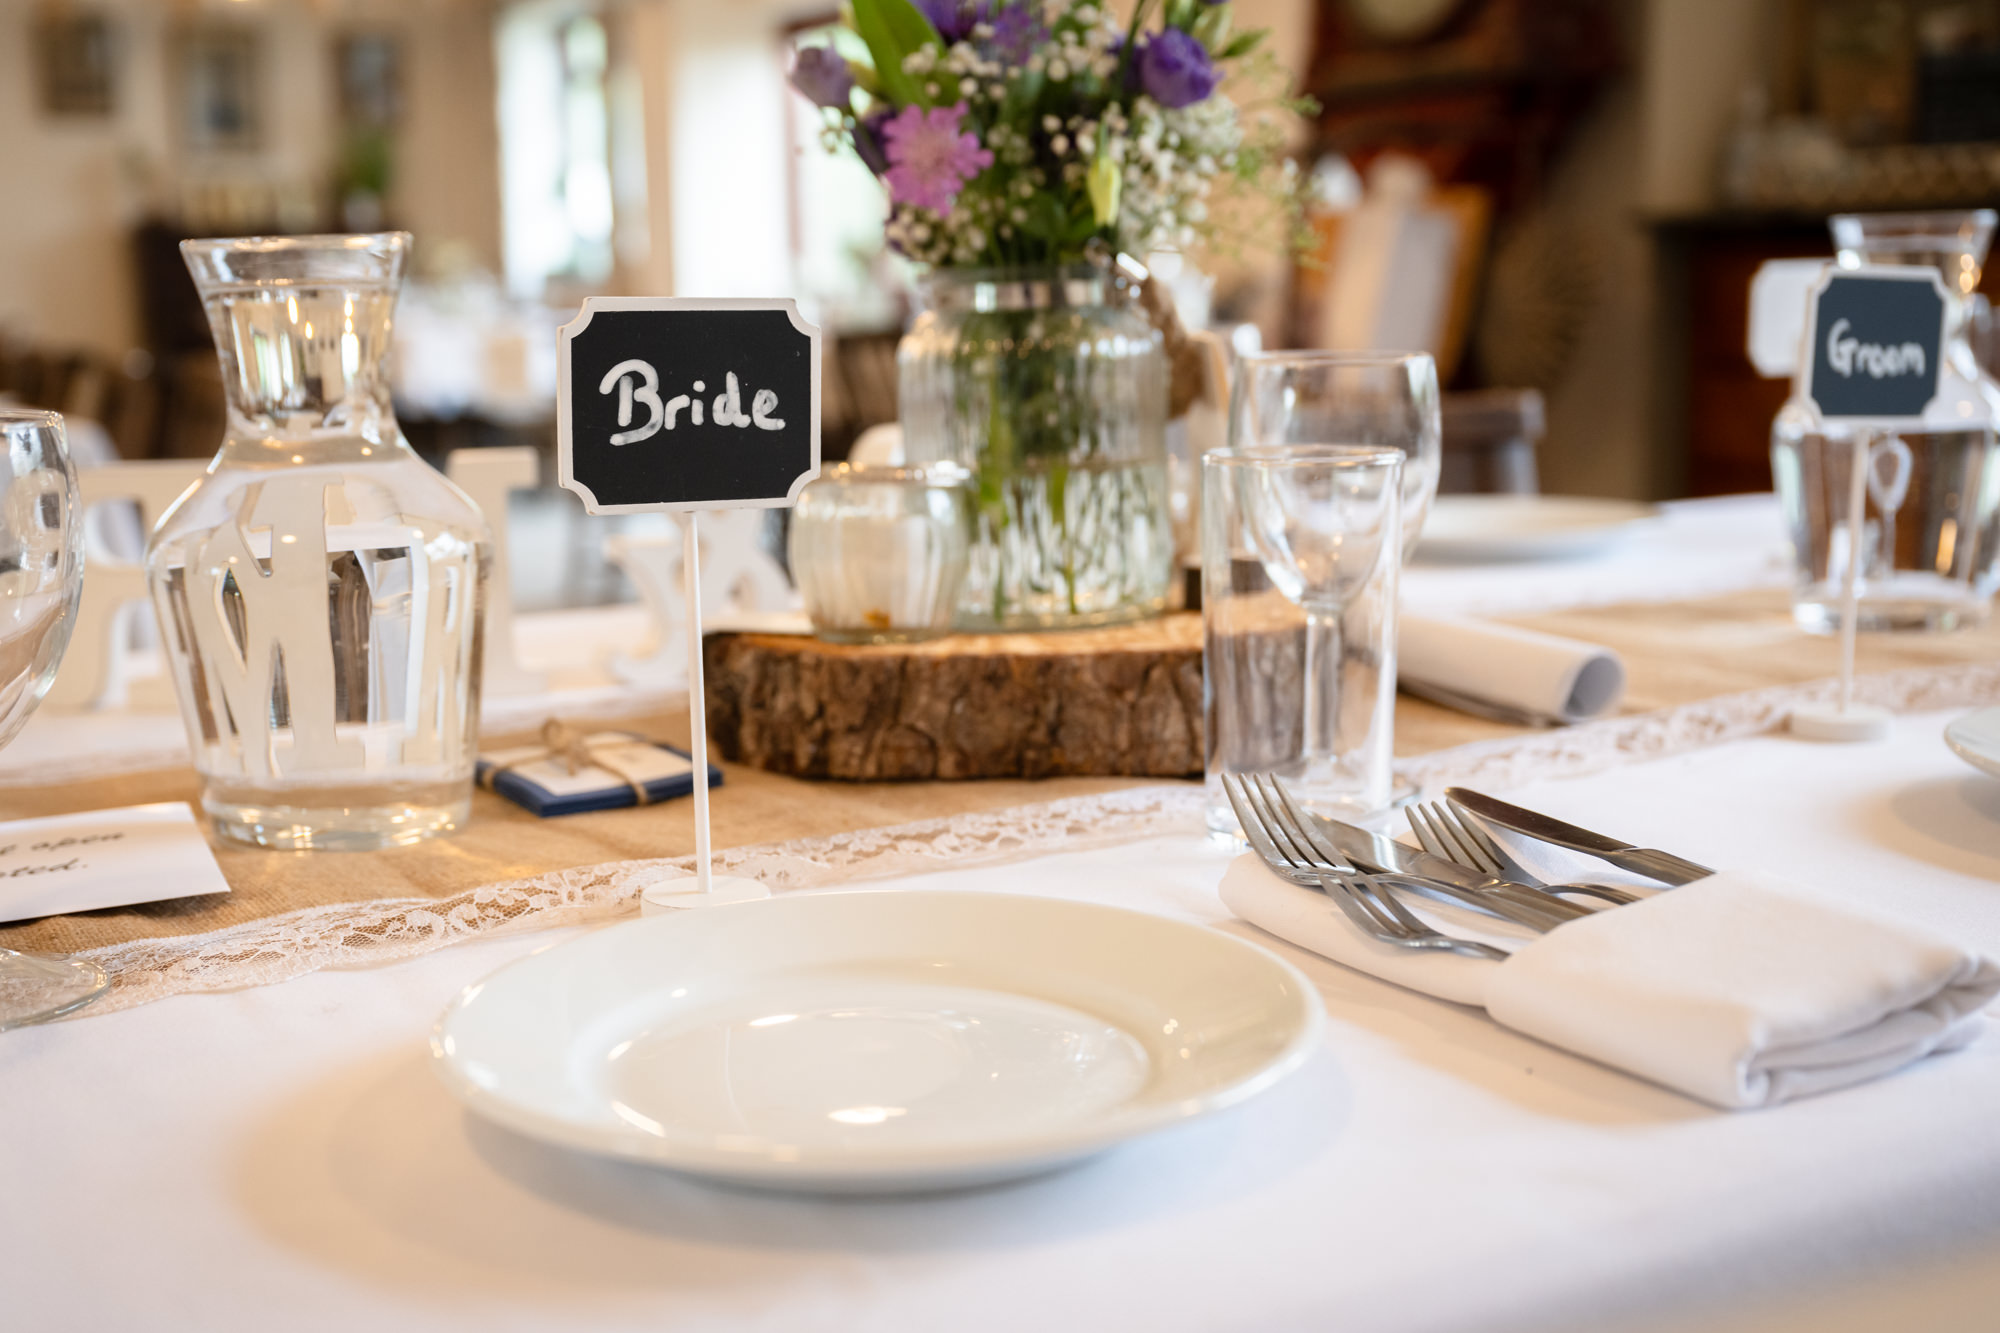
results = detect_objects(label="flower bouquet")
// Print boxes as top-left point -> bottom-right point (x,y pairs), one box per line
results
791,0 -> 1294,629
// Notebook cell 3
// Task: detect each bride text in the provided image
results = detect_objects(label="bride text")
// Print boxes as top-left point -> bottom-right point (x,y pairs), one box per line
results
597,359 -> 786,446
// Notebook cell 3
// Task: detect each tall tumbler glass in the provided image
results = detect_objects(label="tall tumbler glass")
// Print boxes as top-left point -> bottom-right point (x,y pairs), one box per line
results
1203,446 -> 1403,838
1230,351 -> 1441,557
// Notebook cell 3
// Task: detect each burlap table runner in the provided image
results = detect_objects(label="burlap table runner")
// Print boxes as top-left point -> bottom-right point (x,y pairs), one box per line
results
5,587 -> 1997,957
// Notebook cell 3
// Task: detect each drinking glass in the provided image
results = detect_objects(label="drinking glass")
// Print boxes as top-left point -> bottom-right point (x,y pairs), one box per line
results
790,463 -> 973,643
0,411 -> 102,1029
1230,351 -> 1441,557
1203,445 -> 1403,838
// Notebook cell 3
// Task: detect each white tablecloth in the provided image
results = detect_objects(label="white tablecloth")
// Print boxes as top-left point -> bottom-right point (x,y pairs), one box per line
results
1403,493 -> 1791,618
9,707 -> 2000,1332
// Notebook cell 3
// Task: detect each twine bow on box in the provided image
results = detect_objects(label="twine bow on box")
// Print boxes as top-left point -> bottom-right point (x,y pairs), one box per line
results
479,718 -> 659,806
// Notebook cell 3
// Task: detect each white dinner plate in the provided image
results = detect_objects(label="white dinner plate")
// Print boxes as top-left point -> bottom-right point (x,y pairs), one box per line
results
1946,707 -> 2000,779
1415,495 -> 1661,562
431,889 -> 1321,1193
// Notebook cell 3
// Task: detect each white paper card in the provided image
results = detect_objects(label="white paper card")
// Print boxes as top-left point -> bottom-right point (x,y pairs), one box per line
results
0,802 -> 230,924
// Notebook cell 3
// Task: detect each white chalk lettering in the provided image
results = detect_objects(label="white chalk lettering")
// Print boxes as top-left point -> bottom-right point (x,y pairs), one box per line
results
1827,318 -> 1926,380
594,360 -> 788,443
599,360 -> 665,445
751,388 -> 784,430
713,372 -> 753,427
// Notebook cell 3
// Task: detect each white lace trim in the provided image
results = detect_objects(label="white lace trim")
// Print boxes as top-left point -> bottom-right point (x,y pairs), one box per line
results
62,658 -> 2000,1018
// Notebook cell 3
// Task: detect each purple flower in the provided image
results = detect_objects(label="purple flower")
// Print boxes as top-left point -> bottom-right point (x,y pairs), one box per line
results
854,106 -> 892,176
881,102 -> 993,214
789,46 -> 853,109
986,4 -> 1046,63
1138,28 -> 1218,108
915,0 -> 989,44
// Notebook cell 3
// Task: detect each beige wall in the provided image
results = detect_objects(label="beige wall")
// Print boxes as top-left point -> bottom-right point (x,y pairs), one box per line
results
1537,0 -> 1775,499
0,0 -> 503,359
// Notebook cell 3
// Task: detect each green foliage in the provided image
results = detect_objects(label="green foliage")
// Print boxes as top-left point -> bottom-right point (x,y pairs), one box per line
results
850,0 -> 940,107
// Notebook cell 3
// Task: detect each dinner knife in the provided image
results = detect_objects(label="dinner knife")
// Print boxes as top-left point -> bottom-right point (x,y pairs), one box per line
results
1443,788 -> 1714,886
1306,812 -> 1591,927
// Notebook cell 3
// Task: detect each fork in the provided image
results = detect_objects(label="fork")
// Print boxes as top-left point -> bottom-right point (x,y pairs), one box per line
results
1220,772 -> 1569,933
1319,870 -> 1514,962
1408,801 -> 1640,907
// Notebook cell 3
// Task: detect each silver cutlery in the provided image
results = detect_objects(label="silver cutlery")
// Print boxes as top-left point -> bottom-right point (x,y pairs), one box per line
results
1444,788 -> 1714,885
1276,787 -> 1593,928
1220,772 -> 1580,933
1407,801 -> 1639,906
1317,870 -> 1514,961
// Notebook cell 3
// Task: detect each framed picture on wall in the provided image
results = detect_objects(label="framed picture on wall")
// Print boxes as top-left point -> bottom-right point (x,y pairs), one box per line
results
176,26 -> 263,153
337,33 -> 403,129
36,12 -> 117,116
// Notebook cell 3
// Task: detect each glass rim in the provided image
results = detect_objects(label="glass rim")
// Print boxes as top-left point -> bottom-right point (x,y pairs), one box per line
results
822,460 -> 971,485
1829,209 -> 1997,231
1204,443 -> 1405,471
178,231 -> 413,257
0,408 -> 62,431
1235,348 -> 1435,368
919,263 -> 1126,312
179,231 -> 411,291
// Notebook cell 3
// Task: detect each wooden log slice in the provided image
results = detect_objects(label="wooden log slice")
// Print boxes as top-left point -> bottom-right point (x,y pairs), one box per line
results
704,614 -> 1203,780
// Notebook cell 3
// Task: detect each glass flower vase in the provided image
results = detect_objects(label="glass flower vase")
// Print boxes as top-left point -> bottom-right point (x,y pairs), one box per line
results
146,233 -> 491,850
897,265 -> 1173,630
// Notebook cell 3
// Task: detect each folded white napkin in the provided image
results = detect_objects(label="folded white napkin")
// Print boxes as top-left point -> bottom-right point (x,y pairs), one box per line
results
1399,614 -> 1624,723
1221,855 -> 2000,1109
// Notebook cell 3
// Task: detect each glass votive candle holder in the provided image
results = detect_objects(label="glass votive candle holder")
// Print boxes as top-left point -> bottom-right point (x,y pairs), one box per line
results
789,463 -> 972,644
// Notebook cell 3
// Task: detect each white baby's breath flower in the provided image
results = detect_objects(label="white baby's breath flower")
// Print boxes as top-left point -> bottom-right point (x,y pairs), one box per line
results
1047,58 -> 1068,80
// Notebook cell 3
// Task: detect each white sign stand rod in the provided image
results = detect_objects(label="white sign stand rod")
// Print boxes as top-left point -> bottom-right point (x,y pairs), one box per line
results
1792,430 -> 1893,741
683,514 -> 713,894
554,295 -> 821,912
1837,431 -> 1869,715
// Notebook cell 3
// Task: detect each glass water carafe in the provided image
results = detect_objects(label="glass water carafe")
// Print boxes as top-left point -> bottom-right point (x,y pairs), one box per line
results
147,234 -> 491,850
1772,210 -> 2000,632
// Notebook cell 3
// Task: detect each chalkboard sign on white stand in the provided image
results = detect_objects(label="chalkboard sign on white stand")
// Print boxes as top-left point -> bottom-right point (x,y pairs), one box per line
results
1788,265 -> 1950,743
557,297 -> 821,895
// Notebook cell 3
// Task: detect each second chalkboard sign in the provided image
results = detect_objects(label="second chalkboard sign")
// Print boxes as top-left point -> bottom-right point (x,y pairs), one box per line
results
1798,265 -> 1950,427
557,298 -> 821,513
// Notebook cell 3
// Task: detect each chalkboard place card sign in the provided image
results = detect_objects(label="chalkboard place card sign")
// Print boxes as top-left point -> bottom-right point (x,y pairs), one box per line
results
557,297 -> 821,513
552,295 -> 822,902
1798,265 -> 1950,428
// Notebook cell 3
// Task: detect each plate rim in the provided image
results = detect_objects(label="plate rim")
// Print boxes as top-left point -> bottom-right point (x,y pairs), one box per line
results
1945,706 -> 2000,778
429,888 -> 1325,1184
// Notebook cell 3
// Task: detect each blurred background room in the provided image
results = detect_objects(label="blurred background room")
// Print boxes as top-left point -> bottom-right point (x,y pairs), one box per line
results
3,0 -> 1999,612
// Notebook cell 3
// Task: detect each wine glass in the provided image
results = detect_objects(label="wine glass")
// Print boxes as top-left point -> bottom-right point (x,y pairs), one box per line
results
0,410 -> 98,1029
1229,350 -> 1441,558
1202,445 -> 1404,836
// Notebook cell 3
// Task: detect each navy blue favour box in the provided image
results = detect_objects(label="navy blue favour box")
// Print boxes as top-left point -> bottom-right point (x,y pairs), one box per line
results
476,733 -> 723,817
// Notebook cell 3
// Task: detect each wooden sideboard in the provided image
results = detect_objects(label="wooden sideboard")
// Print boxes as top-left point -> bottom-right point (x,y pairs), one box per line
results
1652,212 -> 2000,498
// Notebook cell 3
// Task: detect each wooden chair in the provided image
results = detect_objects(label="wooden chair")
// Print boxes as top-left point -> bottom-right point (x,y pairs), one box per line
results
827,329 -> 902,462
